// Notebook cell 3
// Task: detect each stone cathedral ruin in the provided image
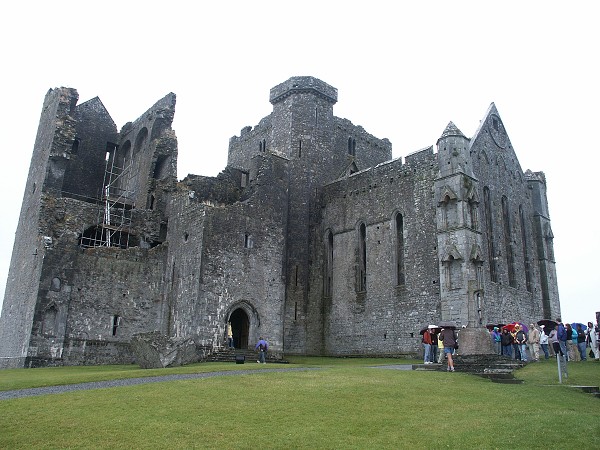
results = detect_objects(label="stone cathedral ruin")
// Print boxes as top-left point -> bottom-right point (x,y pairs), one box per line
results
0,76 -> 560,368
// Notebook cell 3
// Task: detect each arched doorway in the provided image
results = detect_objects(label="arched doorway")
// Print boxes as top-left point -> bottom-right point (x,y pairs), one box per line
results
230,308 -> 250,349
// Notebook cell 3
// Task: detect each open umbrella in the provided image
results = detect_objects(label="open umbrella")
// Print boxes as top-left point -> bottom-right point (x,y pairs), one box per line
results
438,320 -> 457,329
419,325 -> 440,335
571,322 -> 587,331
537,319 -> 557,331
486,323 -> 505,331
503,322 -> 528,333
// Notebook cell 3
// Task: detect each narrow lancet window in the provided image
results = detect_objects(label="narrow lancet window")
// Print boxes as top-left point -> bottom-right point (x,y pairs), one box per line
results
395,213 -> 405,285
519,205 -> 532,292
483,187 -> 498,282
324,230 -> 333,297
357,223 -> 367,292
112,315 -> 120,336
502,196 -> 516,287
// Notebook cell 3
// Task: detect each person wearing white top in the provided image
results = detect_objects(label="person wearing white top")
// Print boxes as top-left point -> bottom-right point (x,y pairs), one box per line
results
586,321 -> 599,360
539,325 -> 550,359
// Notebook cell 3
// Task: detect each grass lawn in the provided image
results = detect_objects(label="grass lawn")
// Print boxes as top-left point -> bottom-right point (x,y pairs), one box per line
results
0,357 -> 598,449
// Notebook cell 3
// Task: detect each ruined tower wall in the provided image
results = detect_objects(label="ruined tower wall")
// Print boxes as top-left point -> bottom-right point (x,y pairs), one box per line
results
528,172 -> 560,319
333,117 -> 392,172
162,190 -> 209,340
33,246 -> 167,366
227,117 -> 272,172
0,88 -> 79,368
313,148 -> 440,356
61,98 -> 118,201
19,191 -> 168,366
117,93 -> 177,210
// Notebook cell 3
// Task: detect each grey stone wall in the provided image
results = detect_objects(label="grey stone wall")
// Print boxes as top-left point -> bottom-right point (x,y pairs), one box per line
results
61,97 -> 118,201
315,151 -> 440,355
1,77 -> 560,367
0,88 -> 78,368
468,107 -> 559,325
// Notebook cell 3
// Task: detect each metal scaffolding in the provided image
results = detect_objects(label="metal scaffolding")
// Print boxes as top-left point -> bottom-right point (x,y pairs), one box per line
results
79,145 -> 135,249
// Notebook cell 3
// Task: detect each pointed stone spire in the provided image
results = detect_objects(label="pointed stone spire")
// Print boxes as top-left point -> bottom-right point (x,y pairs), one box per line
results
438,121 -> 466,143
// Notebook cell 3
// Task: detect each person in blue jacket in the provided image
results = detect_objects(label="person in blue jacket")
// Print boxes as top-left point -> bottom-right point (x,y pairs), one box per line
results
255,337 -> 268,364
556,318 -> 569,361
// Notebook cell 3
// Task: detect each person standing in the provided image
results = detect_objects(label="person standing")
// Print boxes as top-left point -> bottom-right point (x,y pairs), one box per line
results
501,328 -> 513,357
437,330 -> 445,363
226,322 -> 234,349
431,329 -> 439,364
556,318 -> 569,361
566,323 -> 580,361
586,321 -> 599,361
422,327 -> 433,364
515,325 -> 528,362
528,324 -> 540,361
255,336 -> 268,364
539,325 -> 550,360
576,324 -> 587,361
439,327 -> 457,372
548,327 -> 560,357
491,327 -> 502,355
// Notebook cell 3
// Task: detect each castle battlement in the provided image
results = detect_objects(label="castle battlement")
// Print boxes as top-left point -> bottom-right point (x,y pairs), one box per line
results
270,76 -> 338,105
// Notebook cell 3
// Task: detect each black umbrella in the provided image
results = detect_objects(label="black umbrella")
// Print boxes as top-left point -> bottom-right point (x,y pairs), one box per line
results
537,319 -> 557,331
438,320 -> 457,329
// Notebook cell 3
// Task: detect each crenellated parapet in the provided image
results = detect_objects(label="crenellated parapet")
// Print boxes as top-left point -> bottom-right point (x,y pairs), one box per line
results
270,76 -> 338,105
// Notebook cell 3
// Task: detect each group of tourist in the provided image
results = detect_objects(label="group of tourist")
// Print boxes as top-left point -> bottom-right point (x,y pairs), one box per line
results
489,318 -> 600,362
421,325 -> 458,371
422,317 -> 599,370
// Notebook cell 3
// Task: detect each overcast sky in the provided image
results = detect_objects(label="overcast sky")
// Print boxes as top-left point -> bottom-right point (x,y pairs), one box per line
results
1,1 -> 598,324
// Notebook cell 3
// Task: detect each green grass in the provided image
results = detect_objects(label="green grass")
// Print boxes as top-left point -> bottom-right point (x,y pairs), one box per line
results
1,358 -> 599,449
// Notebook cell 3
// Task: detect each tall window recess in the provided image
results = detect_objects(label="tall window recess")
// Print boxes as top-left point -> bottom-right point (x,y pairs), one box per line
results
442,245 -> 463,290
357,223 -> 367,292
258,139 -> 267,152
348,137 -> 356,156
502,196 -> 516,287
395,213 -> 405,285
324,230 -> 333,297
519,205 -> 533,292
483,187 -> 498,282
467,187 -> 479,230
112,315 -> 121,336
544,224 -> 555,262
438,186 -> 457,230
42,304 -> 58,336
244,233 -> 254,249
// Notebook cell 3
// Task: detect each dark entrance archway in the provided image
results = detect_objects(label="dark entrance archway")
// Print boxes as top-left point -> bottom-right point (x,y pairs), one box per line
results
229,308 -> 250,349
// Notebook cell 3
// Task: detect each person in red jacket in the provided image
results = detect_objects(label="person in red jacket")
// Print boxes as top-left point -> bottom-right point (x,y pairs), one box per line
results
422,326 -> 433,364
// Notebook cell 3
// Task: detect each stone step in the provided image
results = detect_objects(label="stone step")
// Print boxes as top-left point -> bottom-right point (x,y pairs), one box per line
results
205,349 -> 288,364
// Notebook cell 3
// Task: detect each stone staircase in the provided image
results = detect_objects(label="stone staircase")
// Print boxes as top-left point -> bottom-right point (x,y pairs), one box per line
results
457,355 -> 526,383
567,385 -> 600,399
204,348 -> 288,364
414,354 -> 527,383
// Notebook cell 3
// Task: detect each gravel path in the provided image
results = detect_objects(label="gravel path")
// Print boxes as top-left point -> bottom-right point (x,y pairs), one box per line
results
0,367 -> 321,401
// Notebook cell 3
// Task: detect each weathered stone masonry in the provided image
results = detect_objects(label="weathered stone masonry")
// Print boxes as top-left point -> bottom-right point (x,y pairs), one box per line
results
0,76 -> 560,367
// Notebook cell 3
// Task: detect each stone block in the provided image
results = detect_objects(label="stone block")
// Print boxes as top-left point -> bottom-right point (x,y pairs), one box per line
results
130,331 -> 198,369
